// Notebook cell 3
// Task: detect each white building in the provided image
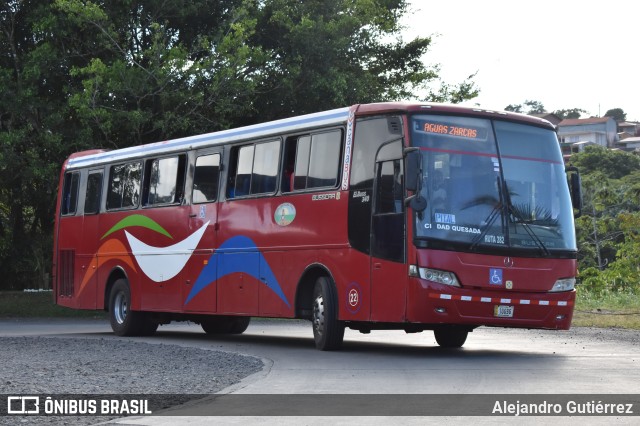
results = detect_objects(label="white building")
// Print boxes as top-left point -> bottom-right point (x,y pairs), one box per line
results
557,117 -> 618,148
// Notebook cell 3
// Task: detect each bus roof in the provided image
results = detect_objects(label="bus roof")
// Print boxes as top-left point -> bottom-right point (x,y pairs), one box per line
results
65,102 -> 554,170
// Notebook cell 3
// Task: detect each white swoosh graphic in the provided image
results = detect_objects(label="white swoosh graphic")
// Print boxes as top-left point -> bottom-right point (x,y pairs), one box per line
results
125,221 -> 210,282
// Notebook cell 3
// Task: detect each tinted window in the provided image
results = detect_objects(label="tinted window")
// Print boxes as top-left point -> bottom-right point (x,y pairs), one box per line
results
234,145 -> 254,197
308,131 -> 342,188
411,115 -> 576,253
348,117 -> 402,255
350,117 -> 402,189
293,136 -> 311,190
375,160 -> 403,215
193,154 -> 220,203
371,158 -> 405,262
144,156 -> 185,205
107,162 -> 141,210
229,140 -> 281,198
61,172 -> 80,216
292,130 -> 342,190
251,141 -> 280,194
84,172 -> 103,214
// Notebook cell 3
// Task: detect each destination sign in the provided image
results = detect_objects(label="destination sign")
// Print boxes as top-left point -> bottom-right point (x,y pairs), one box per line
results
422,122 -> 486,139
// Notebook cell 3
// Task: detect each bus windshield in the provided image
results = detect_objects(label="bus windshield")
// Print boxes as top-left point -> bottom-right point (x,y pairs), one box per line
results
411,115 -> 577,255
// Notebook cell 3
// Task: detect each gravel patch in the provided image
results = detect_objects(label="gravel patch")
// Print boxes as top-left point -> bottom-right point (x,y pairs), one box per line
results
0,336 -> 264,425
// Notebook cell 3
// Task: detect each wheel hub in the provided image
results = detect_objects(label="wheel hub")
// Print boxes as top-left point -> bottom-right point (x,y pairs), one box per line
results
313,295 -> 325,336
114,292 -> 127,325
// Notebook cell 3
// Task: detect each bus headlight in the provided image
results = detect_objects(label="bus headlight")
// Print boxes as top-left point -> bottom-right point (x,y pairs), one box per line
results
550,277 -> 575,292
413,266 -> 460,287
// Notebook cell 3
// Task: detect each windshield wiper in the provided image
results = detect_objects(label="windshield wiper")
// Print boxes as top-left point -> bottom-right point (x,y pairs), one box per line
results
469,177 -> 550,256
502,182 -> 550,256
469,176 -> 507,251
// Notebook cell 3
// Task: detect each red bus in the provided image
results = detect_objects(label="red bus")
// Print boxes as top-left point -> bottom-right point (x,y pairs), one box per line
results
53,102 -> 582,350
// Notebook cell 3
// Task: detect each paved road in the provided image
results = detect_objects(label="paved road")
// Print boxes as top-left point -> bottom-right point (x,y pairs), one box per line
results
1,318 -> 639,424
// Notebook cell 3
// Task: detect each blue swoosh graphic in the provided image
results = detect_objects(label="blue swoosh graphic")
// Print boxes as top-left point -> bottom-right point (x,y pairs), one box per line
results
185,236 -> 290,308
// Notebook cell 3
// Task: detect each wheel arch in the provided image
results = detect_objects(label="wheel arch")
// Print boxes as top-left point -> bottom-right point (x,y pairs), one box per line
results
103,267 -> 129,311
294,263 -> 337,320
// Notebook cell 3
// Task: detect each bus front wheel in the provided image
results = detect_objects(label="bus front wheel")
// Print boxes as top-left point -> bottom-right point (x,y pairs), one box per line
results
312,276 -> 344,351
434,327 -> 468,348
109,279 -> 157,336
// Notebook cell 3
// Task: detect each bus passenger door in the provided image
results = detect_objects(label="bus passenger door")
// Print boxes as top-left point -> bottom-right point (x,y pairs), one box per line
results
184,149 -> 222,313
370,141 -> 407,322
78,170 -> 104,309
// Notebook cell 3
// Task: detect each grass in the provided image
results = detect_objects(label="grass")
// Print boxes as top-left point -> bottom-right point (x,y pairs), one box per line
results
1,289 -> 639,329
573,289 -> 640,329
0,291 -> 106,318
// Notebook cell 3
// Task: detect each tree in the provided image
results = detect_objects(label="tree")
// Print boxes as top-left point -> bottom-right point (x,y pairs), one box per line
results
604,108 -> 626,122
504,99 -> 545,114
245,0 -> 478,122
572,147 -> 640,294
554,108 -> 588,119
0,0 -> 479,289
1,0 -> 74,288
504,104 -> 523,113
569,145 -> 640,179
523,99 -> 545,114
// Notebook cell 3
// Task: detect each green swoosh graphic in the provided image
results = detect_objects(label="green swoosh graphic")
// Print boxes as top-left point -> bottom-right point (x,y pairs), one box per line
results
101,214 -> 173,240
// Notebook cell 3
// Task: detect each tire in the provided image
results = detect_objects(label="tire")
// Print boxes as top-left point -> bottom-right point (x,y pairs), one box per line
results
137,318 -> 159,336
201,316 -> 251,335
434,327 -> 468,348
109,278 -> 157,336
227,316 -> 251,334
312,276 -> 345,351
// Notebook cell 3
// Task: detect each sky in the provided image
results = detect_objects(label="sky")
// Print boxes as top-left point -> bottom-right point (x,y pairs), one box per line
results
402,0 -> 639,121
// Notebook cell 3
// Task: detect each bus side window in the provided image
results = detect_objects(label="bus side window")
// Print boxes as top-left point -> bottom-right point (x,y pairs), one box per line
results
308,130 -> 342,188
372,159 -> 404,262
293,136 -> 311,190
235,145 -> 254,197
292,130 -> 342,191
84,171 -> 103,214
61,171 -> 80,216
228,140 -> 281,198
143,155 -> 186,206
251,140 -> 280,194
282,137 -> 298,192
192,154 -> 220,203
107,162 -> 142,210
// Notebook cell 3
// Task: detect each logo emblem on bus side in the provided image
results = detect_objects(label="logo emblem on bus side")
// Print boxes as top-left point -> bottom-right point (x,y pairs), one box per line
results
274,203 -> 296,226
504,257 -> 514,267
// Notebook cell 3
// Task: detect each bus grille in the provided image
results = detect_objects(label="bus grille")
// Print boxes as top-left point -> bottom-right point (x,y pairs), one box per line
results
58,250 -> 74,297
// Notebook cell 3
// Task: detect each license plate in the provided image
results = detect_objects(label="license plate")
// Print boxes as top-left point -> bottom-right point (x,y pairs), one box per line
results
494,305 -> 514,318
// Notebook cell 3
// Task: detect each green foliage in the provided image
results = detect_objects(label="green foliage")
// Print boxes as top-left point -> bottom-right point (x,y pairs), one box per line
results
0,0 -> 479,289
504,99 -> 545,114
604,108 -> 626,122
554,108 -> 588,119
569,145 -> 640,179
504,101 -> 589,119
573,146 -> 640,298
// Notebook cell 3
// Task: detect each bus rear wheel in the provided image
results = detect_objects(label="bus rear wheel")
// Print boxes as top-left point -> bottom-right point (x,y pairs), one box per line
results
312,276 -> 344,351
201,316 -> 251,335
434,327 -> 468,348
109,279 -> 158,336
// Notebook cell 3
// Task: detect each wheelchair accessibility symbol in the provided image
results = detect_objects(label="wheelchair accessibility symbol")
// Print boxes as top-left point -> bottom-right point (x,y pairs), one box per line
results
489,268 -> 503,285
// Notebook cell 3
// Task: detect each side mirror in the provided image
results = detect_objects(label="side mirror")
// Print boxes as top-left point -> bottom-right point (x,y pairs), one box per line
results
404,148 -> 427,212
566,166 -> 583,218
